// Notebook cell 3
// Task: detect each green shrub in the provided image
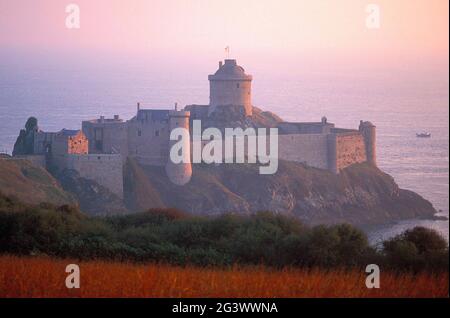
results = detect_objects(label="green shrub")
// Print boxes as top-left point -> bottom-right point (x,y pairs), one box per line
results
382,226 -> 449,272
0,192 -> 448,272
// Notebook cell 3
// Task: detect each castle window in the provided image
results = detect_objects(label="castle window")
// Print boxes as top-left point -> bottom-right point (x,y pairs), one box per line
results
155,130 -> 160,137
236,83 -> 240,88
138,130 -> 142,137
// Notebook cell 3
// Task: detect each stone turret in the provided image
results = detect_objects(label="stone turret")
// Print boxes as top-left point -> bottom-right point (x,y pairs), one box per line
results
208,59 -> 253,117
165,110 -> 192,185
359,120 -> 376,165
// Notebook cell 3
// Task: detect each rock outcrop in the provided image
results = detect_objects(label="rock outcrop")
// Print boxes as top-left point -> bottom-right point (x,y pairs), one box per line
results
54,169 -> 129,216
189,105 -> 283,132
124,159 -> 437,226
12,117 -> 39,156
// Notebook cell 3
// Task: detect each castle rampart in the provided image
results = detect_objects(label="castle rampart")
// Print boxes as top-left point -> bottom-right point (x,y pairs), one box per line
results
54,154 -> 123,198
278,134 -> 330,169
331,131 -> 367,172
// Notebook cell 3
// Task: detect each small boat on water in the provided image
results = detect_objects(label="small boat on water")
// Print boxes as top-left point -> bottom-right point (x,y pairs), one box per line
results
416,132 -> 431,138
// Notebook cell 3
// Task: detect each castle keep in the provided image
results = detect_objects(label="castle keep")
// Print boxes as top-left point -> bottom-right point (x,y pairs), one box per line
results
14,59 -> 376,195
209,59 -> 253,116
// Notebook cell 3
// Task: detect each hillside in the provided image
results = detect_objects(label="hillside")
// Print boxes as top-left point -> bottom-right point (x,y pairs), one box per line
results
124,159 -> 438,226
0,157 -> 128,215
0,157 -> 75,206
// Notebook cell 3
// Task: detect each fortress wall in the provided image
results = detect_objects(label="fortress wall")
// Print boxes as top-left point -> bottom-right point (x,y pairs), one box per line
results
127,120 -> 170,166
55,154 -> 123,198
185,105 -> 209,120
52,136 -> 69,156
278,122 -> 335,134
189,134 -> 329,170
334,132 -> 367,171
82,122 -> 127,157
191,136 -> 265,163
100,124 -> 127,156
278,134 -> 329,169
33,132 -> 56,154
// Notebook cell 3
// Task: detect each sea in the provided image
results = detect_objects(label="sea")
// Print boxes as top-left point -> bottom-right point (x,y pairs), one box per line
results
0,61 -> 448,245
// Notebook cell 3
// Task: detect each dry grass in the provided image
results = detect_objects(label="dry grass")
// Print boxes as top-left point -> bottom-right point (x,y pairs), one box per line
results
0,255 -> 447,298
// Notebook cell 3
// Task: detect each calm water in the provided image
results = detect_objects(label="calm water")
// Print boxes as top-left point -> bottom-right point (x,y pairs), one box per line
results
0,64 -> 448,244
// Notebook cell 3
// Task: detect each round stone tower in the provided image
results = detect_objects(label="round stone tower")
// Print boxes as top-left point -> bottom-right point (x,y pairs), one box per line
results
208,59 -> 253,116
359,120 -> 376,165
165,110 -> 192,185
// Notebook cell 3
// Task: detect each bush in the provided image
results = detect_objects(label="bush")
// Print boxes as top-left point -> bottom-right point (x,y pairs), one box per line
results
382,227 -> 449,272
0,192 -> 448,271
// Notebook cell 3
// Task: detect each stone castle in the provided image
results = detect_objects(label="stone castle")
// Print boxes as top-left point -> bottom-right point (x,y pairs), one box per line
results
13,59 -> 376,197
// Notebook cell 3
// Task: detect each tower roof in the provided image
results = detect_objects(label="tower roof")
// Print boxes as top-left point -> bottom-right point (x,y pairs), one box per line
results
209,59 -> 252,81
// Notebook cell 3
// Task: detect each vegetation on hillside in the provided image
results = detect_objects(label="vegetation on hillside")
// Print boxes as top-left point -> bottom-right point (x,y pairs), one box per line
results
0,159 -> 75,206
0,192 -> 447,272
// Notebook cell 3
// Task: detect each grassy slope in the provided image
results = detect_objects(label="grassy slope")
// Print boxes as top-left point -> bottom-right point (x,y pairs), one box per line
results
0,158 -> 75,206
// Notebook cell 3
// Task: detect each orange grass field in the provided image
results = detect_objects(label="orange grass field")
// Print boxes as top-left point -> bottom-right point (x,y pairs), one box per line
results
0,255 -> 448,298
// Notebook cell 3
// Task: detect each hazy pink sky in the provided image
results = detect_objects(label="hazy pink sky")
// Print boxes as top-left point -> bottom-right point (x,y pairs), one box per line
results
0,0 -> 448,74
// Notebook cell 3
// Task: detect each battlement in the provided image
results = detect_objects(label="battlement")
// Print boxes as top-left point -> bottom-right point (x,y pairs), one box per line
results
86,115 -> 123,124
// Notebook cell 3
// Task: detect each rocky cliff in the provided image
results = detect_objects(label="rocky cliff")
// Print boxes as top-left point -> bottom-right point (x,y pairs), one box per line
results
1,154 -> 438,225
123,158 -> 437,226
55,169 -> 129,216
